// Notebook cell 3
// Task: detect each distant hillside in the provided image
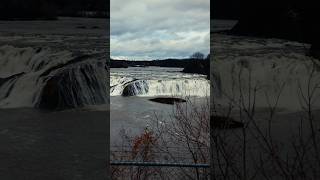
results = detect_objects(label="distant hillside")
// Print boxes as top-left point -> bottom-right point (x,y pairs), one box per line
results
220,0 -> 320,59
0,0 -> 108,20
212,0 -> 241,20
110,58 -> 210,79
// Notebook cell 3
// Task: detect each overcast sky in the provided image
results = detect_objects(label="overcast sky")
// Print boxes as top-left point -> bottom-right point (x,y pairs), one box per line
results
110,0 -> 210,60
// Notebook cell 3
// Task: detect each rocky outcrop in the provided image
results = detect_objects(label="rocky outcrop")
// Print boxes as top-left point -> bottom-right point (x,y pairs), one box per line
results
38,59 -> 108,110
149,97 -> 186,105
122,80 -> 148,96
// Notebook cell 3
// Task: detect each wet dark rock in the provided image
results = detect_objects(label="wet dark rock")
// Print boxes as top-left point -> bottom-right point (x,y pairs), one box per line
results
149,97 -> 186,105
122,80 -> 148,96
0,72 -> 25,87
38,76 -> 64,109
38,60 -> 107,110
40,54 -> 91,77
122,85 -> 135,96
35,47 -> 42,53
211,116 -> 244,129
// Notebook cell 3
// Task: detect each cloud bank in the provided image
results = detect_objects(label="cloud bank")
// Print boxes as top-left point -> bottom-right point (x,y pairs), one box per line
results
111,0 -> 210,60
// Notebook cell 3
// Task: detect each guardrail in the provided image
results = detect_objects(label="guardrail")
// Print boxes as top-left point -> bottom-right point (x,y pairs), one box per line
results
111,161 -> 210,168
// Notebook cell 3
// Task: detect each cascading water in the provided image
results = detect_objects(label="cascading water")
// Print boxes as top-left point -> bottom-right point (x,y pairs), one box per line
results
110,67 -> 210,97
211,33 -> 320,111
0,45 -> 108,109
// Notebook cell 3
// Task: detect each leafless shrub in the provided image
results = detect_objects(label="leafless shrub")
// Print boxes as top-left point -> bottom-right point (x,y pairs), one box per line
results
211,58 -> 320,179
111,97 -> 210,180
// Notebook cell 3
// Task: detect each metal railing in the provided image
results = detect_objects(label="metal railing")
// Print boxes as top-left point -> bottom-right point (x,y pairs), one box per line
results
111,145 -> 210,179
111,161 -> 210,168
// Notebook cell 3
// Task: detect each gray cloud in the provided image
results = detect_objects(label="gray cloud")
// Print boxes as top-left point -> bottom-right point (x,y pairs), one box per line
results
111,0 -> 210,60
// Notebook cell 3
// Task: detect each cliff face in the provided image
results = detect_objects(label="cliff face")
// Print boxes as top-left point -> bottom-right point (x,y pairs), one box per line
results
222,0 -> 320,59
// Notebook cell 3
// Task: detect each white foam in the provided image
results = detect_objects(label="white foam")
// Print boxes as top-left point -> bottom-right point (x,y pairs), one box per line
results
0,45 -> 107,108
212,34 -> 320,111
110,67 -> 210,97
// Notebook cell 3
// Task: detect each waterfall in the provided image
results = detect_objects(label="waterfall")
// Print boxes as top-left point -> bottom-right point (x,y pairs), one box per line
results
0,45 -> 108,109
0,45 -> 210,109
110,76 -> 210,97
211,56 -> 320,111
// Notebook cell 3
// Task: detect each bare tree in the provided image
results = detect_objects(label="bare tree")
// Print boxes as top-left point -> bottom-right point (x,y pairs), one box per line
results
190,52 -> 205,60
210,56 -> 320,179
111,97 -> 210,180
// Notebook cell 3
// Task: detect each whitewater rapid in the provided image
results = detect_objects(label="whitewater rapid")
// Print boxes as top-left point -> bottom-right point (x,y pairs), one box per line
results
110,67 -> 210,97
0,45 -> 108,109
211,33 -> 320,111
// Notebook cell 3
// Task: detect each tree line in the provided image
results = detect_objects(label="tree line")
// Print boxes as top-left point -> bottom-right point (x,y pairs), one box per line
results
0,0 -> 108,20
